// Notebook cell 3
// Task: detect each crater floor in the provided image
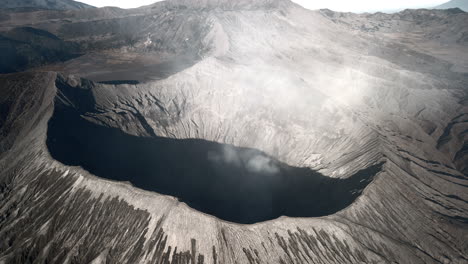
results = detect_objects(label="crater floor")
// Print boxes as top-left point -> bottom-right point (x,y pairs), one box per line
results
47,101 -> 383,224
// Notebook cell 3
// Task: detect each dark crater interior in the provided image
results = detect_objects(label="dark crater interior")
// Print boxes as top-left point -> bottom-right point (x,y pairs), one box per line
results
46,80 -> 383,224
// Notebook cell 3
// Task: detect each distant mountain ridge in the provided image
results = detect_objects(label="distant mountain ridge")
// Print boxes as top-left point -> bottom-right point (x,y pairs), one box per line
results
435,0 -> 468,11
152,0 -> 292,10
0,0 -> 94,10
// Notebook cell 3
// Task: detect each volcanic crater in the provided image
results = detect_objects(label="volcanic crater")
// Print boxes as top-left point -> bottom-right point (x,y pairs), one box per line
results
46,78 -> 383,224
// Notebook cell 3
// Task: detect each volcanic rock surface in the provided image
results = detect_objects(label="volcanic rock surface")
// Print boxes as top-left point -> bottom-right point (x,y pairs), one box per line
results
0,0 -> 467,263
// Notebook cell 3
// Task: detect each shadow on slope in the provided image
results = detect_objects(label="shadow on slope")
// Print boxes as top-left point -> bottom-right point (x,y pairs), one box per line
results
0,27 -> 81,74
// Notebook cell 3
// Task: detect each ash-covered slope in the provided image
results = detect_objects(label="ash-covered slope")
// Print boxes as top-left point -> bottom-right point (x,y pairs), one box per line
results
0,0 -> 467,263
0,0 -> 94,11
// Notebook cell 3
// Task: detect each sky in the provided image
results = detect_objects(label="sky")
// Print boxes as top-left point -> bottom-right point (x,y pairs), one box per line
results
77,0 -> 449,13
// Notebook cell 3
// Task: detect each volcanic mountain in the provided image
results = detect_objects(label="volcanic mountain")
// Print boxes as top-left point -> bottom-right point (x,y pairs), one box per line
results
0,0 -> 94,11
436,0 -> 468,12
0,0 -> 467,263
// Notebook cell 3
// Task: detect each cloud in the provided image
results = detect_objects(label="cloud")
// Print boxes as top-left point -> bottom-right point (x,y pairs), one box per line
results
245,154 -> 279,174
208,145 -> 280,175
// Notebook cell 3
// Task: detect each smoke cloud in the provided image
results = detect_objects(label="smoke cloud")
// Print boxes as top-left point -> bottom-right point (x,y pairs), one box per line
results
208,144 -> 280,175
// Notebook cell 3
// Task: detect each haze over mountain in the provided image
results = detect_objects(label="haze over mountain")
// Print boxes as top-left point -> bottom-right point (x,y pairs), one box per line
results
293,0 -> 449,13
436,0 -> 468,11
0,0 -> 467,263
